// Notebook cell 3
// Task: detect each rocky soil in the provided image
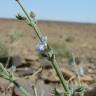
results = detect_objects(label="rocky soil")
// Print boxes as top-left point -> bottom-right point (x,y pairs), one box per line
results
0,19 -> 96,96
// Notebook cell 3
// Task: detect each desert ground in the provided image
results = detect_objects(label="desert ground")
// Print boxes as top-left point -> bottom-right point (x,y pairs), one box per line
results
0,19 -> 96,96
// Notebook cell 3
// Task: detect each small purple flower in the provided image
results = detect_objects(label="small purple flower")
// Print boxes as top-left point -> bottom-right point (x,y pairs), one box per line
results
36,36 -> 47,52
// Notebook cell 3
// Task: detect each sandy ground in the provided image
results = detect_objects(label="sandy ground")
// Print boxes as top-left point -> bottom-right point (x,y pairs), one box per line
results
0,19 -> 96,96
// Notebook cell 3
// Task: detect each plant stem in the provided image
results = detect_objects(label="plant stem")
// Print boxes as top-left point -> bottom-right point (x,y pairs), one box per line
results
16,0 -> 43,42
15,0 -> 71,95
0,63 -> 31,96
51,55 -> 71,95
13,80 -> 31,96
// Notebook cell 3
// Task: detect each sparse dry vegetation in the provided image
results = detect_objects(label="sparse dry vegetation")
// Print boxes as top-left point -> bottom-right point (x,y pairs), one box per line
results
0,0 -> 96,96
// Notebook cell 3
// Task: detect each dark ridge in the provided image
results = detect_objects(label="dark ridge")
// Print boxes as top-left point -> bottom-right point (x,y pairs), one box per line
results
0,18 -> 96,25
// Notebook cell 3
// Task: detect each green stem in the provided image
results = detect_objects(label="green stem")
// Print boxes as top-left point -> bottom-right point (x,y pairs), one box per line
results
0,62 -> 31,96
15,0 -> 71,95
16,0 -> 43,42
51,55 -> 70,94
13,80 -> 31,96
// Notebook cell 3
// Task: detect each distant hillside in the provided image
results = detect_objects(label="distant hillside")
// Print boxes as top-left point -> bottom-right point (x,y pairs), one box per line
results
0,19 -> 96,58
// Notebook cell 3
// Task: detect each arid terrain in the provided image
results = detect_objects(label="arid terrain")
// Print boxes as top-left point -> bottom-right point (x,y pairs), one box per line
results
0,19 -> 96,96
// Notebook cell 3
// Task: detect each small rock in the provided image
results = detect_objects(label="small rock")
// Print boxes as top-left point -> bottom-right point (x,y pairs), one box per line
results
41,69 -> 59,83
16,67 -> 34,77
85,84 -> 96,96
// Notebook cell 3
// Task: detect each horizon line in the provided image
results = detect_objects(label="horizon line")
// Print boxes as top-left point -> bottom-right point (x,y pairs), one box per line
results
0,17 -> 96,25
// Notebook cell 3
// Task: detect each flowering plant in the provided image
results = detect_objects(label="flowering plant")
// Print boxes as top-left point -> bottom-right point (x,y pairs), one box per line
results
0,0 -> 85,96
15,0 -> 85,96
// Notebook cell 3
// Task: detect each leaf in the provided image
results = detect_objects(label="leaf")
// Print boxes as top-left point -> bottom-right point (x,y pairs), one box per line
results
16,14 -> 26,20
